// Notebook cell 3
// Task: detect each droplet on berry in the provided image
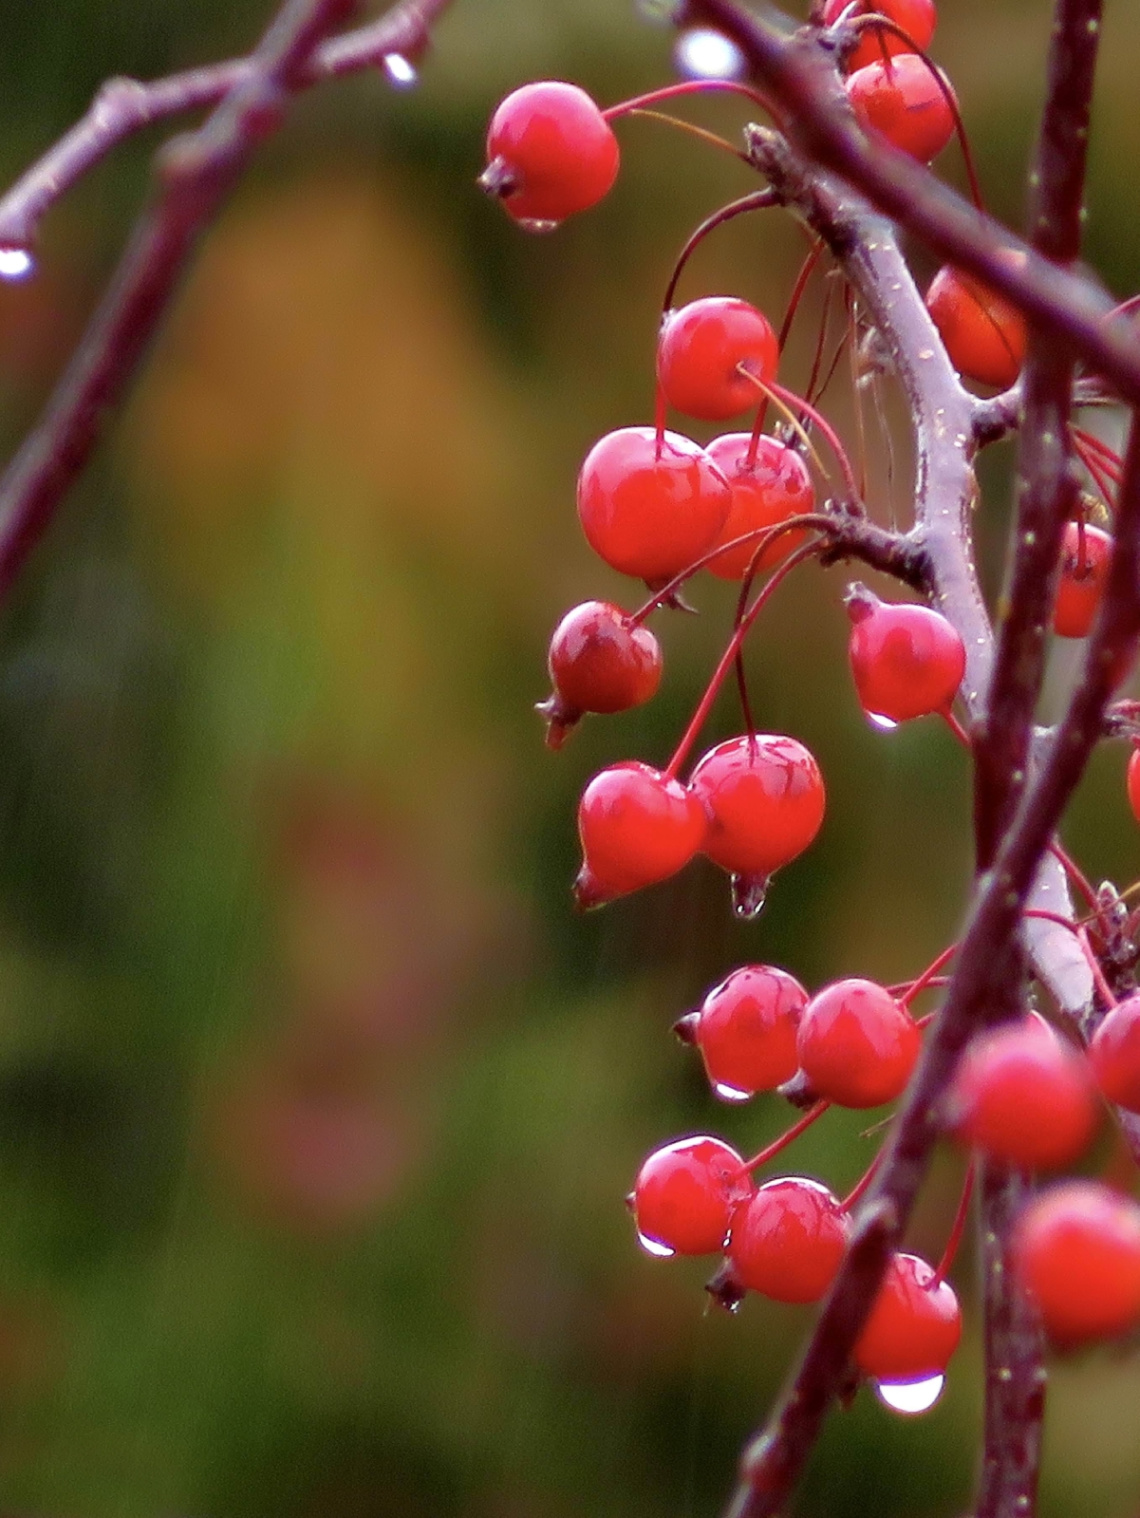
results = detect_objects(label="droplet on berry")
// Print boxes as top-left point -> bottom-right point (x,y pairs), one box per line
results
704,434 -> 815,580
726,1175 -> 850,1302
685,965 -> 808,1099
845,54 -> 957,163
657,297 -> 779,421
875,1372 -> 945,1416
574,761 -> 707,908
576,426 -> 732,583
846,585 -> 966,724
1089,992 -> 1140,1112
481,81 -> 620,227
821,0 -> 937,72
926,265 -> 1027,389
855,1252 -> 962,1382
796,978 -> 920,1109
1053,521 -> 1112,638
632,1134 -> 753,1256
538,600 -> 663,748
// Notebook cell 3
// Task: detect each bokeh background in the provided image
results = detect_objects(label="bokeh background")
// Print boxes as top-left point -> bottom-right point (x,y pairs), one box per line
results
0,0 -> 1137,1513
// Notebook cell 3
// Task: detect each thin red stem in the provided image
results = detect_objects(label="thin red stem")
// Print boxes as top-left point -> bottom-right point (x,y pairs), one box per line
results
899,944 -> 959,1008
841,1145 -> 887,1212
930,1159 -> 975,1288
1046,838 -> 1100,915
762,378 -> 861,501
1023,908 -> 1117,1007
740,1100 -> 831,1173
942,709 -> 972,747
602,78 -> 774,123
661,191 -> 778,316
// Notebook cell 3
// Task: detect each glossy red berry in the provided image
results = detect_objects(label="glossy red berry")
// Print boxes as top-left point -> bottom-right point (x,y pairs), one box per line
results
797,978 -> 920,1109
574,761 -> 706,908
657,297 -> 780,421
538,601 -> 663,749
854,1253 -> 962,1382
1128,748 -> 1140,826
726,1176 -> 849,1302
1089,992 -> 1140,1112
679,965 -> 808,1100
481,81 -> 619,227
1011,1181 -> 1140,1346
846,55 -> 957,163
1053,521 -> 1112,638
703,434 -> 815,580
631,1135 -> 753,1257
925,265 -> 1027,389
822,0 -> 937,72
946,1017 -> 1099,1171
846,586 -> 966,726
576,426 -> 732,585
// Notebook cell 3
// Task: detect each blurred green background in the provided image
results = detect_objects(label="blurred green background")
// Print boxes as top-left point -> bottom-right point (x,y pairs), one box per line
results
0,1 -> 1137,1514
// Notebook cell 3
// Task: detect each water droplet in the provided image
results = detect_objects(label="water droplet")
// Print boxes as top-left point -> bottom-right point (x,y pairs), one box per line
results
875,1374 -> 945,1415
713,1081 -> 752,1103
0,247 -> 34,281
731,872 -> 770,919
674,27 -> 746,80
516,217 -> 561,235
382,53 -> 418,89
867,711 -> 899,731
637,1230 -> 676,1258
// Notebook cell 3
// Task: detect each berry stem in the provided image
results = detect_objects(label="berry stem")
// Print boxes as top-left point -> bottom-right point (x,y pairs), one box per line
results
602,78 -> 774,123
841,1145 -> 887,1212
739,1100 -> 831,1173
941,708 -> 972,747
661,190 -> 779,317
898,944 -> 959,1008
621,108 -> 751,164
930,1159 -> 975,1289
1022,907 -> 1117,1007
743,375 -> 861,501
1045,838 -> 1100,915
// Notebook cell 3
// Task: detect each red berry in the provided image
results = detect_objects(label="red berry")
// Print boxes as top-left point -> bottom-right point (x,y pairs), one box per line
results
854,1253 -> 962,1382
946,1017 -> 1099,1171
576,427 -> 732,584
1128,748 -> 1140,826
925,265 -> 1027,389
846,55 -> 957,163
726,1176 -> 849,1302
631,1135 -> 753,1257
538,601 -> 662,748
1011,1181 -> 1140,1346
683,965 -> 808,1099
657,297 -> 780,421
481,81 -> 619,227
703,434 -> 815,580
1053,521 -> 1112,638
797,978 -> 920,1109
575,761 -> 706,908
821,0 -> 937,72
1089,992 -> 1140,1112
846,586 -> 966,725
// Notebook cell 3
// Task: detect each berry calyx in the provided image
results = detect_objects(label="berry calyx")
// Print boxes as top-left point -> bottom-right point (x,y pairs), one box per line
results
657,297 -> 780,421
846,585 -> 966,725
481,81 -> 620,228
726,1176 -> 849,1302
576,427 -> 732,584
1089,992 -> 1140,1112
1128,747 -> 1140,826
925,265 -> 1027,389
631,1135 -> 753,1257
704,434 -> 815,580
1011,1181 -> 1140,1346
538,601 -> 663,749
822,0 -> 938,72
574,761 -> 706,908
680,965 -> 808,1100
945,1017 -> 1099,1171
1052,520 -> 1112,638
845,55 -> 957,163
854,1252 -> 962,1382
796,978 -> 920,1109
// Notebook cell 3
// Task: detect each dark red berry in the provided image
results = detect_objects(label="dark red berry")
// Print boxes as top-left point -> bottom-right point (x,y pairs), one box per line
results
1053,521 -> 1112,638
726,1176 -> 849,1302
796,978 -> 920,1109
926,265 -> 1027,389
704,434 -> 815,580
686,965 -> 808,1099
822,0 -> 937,72
1128,748 -> 1140,825
846,55 -> 957,163
657,297 -> 779,421
576,427 -> 732,584
631,1135 -> 753,1257
1011,1181 -> 1140,1346
538,601 -> 662,748
481,81 -> 619,227
1089,992 -> 1140,1112
946,1016 -> 1098,1171
575,761 -> 706,908
846,586 -> 966,725
854,1252 -> 961,1382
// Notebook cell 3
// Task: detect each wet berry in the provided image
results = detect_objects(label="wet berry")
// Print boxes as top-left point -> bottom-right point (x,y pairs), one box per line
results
822,0 -> 937,72
797,978 -> 920,1109
846,55 -> 957,163
726,1176 -> 849,1302
846,586 -> 966,725
1011,1181 -> 1140,1346
576,426 -> 732,584
854,1252 -> 962,1382
538,601 -> 662,748
631,1135 -> 753,1256
1089,992 -> 1140,1113
1053,521 -> 1112,638
574,761 -> 706,908
704,434 -> 815,580
926,265 -> 1027,389
481,81 -> 619,227
657,297 -> 780,421
681,965 -> 808,1099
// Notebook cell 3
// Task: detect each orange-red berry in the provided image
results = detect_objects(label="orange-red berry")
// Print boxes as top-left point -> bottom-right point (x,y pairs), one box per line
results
679,965 -> 807,1099
1128,747 -> 1140,825
854,1252 -> 962,1382
846,586 -> 966,725
926,265 -> 1027,389
657,297 -> 779,421
539,601 -> 662,748
574,761 -> 706,908
1089,992 -> 1140,1113
1052,521 -> 1112,638
726,1176 -> 849,1302
703,434 -> 815,580
482,81 -> 619,227
846,54 -> 957,163
632,1135 -> 753,1257
822,0 -> 937,72
797,978 -> 920,1109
